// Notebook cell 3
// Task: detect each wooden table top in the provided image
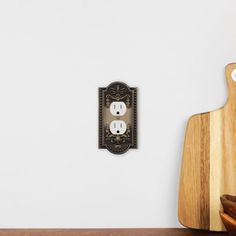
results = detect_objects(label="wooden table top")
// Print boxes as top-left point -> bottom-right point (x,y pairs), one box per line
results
0,228 -> 228,236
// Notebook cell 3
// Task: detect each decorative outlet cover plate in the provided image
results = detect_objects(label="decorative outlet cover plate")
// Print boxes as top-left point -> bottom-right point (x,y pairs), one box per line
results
98,82 -> 137,154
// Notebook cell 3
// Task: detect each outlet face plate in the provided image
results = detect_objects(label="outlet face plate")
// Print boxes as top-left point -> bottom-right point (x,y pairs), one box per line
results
99,82 -> 137,154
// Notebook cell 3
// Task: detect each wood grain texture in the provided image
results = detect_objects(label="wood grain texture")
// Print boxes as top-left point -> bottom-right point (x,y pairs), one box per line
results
179,63 -> 236,231
0,228 -> 228,236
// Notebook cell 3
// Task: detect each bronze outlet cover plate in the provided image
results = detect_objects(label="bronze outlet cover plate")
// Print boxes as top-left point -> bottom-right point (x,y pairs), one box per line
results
98,82 -> 137,154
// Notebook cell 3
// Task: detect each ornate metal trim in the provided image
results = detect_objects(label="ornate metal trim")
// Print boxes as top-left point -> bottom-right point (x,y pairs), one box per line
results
99,82 -> 137,154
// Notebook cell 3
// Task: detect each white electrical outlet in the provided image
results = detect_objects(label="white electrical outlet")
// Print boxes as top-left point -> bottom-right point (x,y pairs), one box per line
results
109,120 -> 127,135
109,101 -> 127,116
99,82 -> 137,154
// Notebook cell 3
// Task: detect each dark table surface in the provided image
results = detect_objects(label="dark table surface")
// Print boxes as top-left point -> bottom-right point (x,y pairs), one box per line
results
0,228 -> 229,236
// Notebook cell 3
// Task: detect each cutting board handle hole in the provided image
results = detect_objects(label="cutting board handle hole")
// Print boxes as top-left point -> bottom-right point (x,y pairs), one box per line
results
231,69 -> 236,82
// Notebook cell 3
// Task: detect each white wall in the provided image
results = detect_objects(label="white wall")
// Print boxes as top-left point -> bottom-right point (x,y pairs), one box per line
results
0,0 -> 236,228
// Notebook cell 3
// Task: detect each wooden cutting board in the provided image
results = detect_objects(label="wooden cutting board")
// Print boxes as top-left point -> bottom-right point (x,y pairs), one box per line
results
179,63 -> 236,231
